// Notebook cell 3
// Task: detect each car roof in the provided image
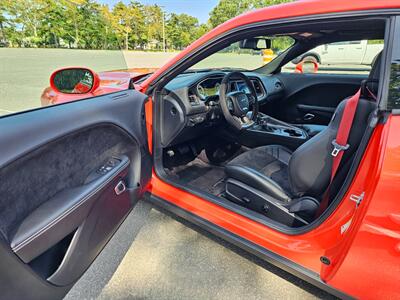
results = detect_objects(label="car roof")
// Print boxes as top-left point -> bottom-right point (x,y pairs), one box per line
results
142,0 -> 400,88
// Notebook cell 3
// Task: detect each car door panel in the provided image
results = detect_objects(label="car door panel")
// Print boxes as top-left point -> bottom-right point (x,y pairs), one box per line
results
296,104 -> 336,122
10,155 -> 130,264
267,73 -> 366,125
0,90 -> 151,299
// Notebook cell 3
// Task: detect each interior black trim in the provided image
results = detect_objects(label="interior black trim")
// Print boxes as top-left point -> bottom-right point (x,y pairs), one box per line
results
145,193 -> 355,300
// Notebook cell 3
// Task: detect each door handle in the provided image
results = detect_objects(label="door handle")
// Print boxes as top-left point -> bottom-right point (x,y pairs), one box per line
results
114,180 -> 126,195
303,113 -> 315,121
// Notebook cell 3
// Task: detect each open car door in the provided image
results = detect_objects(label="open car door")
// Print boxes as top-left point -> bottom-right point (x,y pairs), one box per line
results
0,89 -> 152,299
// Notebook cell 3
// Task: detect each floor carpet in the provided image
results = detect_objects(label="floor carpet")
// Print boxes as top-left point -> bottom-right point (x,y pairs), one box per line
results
170,158 -> 226,196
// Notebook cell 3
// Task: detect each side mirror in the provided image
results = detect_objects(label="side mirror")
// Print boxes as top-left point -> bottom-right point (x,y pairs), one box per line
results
295,60 -> 319,74
50,68 -> 100,94
239,38 -> 272,50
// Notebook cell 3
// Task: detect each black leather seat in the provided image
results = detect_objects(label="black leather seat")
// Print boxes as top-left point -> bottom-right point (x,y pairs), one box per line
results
226,145 -> 292,202
225,53 -> 382,215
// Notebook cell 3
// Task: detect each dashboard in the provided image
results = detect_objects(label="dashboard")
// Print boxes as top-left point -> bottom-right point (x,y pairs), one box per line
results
160,71 -> 284,147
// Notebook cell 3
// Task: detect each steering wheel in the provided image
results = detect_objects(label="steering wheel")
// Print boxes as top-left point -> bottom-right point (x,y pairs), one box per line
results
219,72 -> 259,130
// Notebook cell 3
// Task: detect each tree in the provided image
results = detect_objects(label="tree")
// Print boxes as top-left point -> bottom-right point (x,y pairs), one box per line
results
99,4 -> 119,49
111,1 -> 145,50
3,0 -> 48,46
127,2 -> 145,50
1,0 -> 211,50
143,4 -> 164,50
0,0 -> 295,51
209,0 -> 292,28
0,2 -> 7,43
195,24 -> 210,40
166,13 -> 200,50
39,0 -> 68,47
78,1 -> 110,49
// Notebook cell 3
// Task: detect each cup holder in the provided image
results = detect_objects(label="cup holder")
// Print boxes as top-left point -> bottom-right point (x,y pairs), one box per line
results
283,128 -> 303,137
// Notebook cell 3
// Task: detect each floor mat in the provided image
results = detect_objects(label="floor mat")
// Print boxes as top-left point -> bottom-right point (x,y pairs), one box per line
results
165,147 -> 249,197
169,158 -> 226,196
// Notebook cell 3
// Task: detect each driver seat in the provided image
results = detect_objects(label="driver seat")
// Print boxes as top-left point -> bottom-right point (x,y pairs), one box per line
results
224,53 -> 381,217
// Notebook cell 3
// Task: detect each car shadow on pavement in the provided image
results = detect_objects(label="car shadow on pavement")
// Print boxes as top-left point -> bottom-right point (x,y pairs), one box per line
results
152,203 -> 338,300
64,201 -> 153,300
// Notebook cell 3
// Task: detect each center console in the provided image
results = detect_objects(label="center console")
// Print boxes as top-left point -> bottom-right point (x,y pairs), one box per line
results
236,113 -> 309,150
254,114 -> 308,138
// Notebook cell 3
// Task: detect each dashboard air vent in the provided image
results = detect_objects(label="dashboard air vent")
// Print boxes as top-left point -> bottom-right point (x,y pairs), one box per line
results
188,93 -> 200,106
251,79 -> 265,97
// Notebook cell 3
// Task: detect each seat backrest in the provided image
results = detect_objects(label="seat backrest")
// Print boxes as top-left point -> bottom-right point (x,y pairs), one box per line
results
288,54 -> 381,198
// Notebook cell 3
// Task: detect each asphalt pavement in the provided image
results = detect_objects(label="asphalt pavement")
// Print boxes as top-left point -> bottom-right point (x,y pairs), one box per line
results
65,200 -> 336,300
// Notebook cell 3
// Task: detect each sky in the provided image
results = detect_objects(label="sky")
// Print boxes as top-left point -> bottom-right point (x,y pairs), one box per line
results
98,0 -> 220,24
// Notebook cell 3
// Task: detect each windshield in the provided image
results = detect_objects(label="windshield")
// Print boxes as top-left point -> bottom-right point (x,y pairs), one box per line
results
190,36 -> 295,71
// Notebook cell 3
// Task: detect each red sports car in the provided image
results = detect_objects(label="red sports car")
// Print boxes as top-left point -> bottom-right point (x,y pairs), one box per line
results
2,1 -> 400,299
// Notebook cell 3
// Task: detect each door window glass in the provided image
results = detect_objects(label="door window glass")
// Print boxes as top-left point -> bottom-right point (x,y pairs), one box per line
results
282,40 -> 384,75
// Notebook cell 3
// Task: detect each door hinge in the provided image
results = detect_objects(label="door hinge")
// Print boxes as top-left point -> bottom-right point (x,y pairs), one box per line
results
350,192 -> 365,207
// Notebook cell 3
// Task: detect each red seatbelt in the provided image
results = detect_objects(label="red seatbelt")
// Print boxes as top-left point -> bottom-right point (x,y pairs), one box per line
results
317,89 -> 361,214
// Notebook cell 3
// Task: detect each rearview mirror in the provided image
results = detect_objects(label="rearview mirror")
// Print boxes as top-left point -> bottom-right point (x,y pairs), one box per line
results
50,68 -> 100,94
239,38 -> 272,50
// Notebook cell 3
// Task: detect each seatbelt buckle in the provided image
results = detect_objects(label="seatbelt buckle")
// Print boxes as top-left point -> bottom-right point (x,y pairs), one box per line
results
331,139 -> 350,157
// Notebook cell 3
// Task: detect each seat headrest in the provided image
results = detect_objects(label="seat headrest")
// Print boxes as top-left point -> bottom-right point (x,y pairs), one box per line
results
361,51 -> 382,99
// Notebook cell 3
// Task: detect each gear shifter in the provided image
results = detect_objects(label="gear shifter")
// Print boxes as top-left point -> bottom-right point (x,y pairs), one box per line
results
259,119 -> 274,132
252,112 -> 271,131
256,113 -> 275,131
254,113 -> 308,138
